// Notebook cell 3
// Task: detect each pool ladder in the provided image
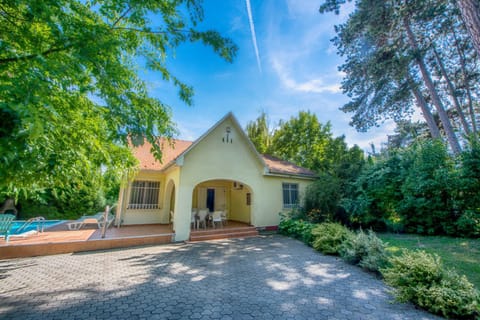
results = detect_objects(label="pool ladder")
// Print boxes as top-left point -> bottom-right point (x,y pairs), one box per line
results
16,216 -> 46,234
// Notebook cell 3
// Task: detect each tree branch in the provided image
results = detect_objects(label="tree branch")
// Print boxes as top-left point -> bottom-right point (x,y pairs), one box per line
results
111,6 -> 132,27
0,44 -> 74,65
112,26 -> 173,34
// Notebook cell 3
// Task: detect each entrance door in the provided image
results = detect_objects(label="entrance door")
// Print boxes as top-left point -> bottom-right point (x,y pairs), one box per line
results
206,188 -> 215,212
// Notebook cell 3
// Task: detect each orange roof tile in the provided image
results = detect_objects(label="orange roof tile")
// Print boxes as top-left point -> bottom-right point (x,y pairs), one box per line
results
132,138 -> 193,170
132,138 -> 315,178
262,154 -> 316,177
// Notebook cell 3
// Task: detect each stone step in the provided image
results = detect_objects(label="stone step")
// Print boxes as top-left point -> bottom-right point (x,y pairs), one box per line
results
189,227 -> 258,242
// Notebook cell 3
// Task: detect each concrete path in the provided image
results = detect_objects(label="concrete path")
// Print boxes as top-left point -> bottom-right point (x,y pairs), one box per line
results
0,235 -> 441,320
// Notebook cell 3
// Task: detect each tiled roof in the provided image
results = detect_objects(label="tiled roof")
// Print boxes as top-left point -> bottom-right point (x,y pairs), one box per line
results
132,138 -> 316,178
262,154 -> 316,177
132,138 -> 193,170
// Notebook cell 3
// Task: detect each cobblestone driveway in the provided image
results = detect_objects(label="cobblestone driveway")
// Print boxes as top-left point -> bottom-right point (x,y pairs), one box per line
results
0,235 -> 440,320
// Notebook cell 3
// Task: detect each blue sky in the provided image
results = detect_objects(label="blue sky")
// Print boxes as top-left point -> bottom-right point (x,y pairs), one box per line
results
146,0 -> 396,150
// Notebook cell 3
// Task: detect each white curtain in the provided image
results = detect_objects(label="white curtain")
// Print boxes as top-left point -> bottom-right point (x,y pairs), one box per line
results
197,187 -> 207,209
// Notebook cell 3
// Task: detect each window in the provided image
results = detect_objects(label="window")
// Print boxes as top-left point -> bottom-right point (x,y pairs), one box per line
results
282,183 -> 298,209
128,181 -> 160,209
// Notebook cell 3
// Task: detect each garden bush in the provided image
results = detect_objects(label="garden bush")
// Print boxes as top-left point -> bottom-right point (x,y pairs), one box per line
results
304,173 -> 341,223
381,250 -> 479,319
278,217 -> 316,246
340,229 -> 388,273
311,222 -> 353,255
456,210 -> 480,238
416,270 -> 479,319
381,250 -> 444,302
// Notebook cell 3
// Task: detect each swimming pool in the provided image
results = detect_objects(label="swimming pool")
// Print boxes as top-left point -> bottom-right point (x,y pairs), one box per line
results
10,220 -> 65,235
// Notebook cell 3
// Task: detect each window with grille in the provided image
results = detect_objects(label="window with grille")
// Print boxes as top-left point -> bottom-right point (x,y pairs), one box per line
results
128,181 -> 160,209
282,183 -> 298,209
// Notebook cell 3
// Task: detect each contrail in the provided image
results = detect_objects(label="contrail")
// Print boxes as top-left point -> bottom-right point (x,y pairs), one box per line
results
245,0 -> 262,73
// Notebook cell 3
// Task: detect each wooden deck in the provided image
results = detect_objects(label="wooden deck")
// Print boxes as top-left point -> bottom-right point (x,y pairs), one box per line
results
0,220 -> 259,259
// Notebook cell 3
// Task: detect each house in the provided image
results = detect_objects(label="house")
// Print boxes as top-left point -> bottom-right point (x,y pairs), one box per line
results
116,113 -> 316,241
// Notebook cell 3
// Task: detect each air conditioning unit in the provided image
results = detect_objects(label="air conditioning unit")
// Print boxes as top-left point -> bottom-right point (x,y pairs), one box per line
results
233,181 -> 244,190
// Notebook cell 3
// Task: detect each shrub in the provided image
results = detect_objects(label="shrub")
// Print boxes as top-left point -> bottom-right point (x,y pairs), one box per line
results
382,250 -> 479,319
416,270 -> 479,319
340,229 -> 388,273
278,217 -> 316,246
381,250 -> 443,302
304,173 -> 341,223
312,222 -> 353,255
456,210 -> 480,238
278,217 -> 299,236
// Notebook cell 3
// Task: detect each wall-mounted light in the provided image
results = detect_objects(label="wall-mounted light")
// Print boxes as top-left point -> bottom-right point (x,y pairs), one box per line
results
222,126 -> 233,143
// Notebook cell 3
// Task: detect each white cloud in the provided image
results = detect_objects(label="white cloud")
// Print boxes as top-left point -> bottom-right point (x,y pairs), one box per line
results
271,58 -> 341,94
229,15 -> 245,33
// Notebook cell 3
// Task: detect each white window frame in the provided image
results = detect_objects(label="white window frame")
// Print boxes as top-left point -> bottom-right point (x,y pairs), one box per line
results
128,180 -> 160,210
282,183 -> 299,209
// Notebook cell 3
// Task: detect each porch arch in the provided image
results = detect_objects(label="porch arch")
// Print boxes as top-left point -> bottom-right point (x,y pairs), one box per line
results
164,179 -> 176,226
192,179 -> 252,224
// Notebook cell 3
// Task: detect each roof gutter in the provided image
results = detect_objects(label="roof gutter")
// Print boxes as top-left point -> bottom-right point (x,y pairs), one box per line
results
263,172 -> 317,180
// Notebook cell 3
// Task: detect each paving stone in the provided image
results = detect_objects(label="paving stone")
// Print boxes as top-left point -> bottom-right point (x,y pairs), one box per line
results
0,235 -> 441,319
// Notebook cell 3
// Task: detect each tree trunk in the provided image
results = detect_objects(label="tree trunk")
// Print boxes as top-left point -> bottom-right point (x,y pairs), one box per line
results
457,0 -> 480,58
403,17 -> 462,154
452,24 -> 478,133
432,44 -> 471,135
409,79 -> 442,139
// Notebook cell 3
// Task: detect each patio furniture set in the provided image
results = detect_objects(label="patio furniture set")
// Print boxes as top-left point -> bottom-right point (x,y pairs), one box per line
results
191,209 -> 227,230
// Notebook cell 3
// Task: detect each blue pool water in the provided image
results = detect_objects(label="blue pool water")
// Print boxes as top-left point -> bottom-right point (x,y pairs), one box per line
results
10,220 -> 64,235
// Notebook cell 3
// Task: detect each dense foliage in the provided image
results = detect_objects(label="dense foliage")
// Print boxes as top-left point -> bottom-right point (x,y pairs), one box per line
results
0,0 -> 236,215
343,139 -> 480,237
247,111 -> 365,175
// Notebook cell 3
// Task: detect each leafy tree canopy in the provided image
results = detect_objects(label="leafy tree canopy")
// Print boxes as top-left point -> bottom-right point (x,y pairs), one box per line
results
0,0 -> 237,198
245,111 -> 272,154
246,111 -> 365,180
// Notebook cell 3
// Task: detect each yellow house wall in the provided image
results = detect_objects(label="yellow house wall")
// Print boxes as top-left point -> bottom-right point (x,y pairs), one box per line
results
230,186 -> 251,223
174,117 -> 266,240
118,170 -> 165,225
254,175 -> 311,227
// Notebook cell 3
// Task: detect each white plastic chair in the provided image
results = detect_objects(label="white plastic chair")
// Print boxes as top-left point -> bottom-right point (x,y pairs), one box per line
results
191,209 -> 197,229
212,211 -> 223,229
221,210 -> 228,226
197,209 -> 208,230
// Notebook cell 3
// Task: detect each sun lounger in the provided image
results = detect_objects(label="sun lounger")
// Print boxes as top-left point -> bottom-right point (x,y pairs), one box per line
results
68,212 -> 114,230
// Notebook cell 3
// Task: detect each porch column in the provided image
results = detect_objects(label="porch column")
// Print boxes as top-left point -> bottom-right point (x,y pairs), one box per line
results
173,184 -> 193,241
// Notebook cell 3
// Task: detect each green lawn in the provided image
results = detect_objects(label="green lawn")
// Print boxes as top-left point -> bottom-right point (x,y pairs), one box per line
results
378,233 -> 480,290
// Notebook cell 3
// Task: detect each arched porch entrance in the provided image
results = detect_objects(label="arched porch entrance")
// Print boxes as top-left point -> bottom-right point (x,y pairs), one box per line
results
164,180 -> 176,228
191,179 -> 252,224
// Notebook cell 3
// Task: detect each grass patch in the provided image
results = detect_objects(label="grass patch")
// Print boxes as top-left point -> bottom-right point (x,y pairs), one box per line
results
378,233 -> 480,290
